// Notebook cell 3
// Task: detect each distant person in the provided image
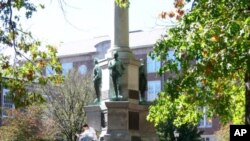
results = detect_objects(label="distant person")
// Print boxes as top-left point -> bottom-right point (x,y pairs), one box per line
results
93,58 -> 102,103
108,51 -> 125,100
76,124 -> 97,141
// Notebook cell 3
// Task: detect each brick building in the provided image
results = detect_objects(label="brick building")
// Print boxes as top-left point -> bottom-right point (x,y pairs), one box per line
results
1,28 -> 220,140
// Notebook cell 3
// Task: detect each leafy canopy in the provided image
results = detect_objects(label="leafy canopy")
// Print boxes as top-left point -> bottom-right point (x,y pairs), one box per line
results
147,0 -> 249,126
115,0 -> 129,8
157,111 -> 202,141
0,0 -> 62,108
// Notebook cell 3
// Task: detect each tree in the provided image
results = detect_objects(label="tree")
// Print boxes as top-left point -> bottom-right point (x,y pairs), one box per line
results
157,114 -> 203,141
0,105 -> 58,141
115,0 -> 129,8
147,0 -> 249,127
0,0 -> 62,108
176,123 -> 202,141
41,70 -> 95,141
215,124 -> 230,141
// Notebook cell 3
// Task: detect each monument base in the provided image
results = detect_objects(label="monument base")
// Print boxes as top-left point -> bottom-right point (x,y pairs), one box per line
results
84,105 -> 103,132
103,101 -> 158,141
85,101 -> 158,141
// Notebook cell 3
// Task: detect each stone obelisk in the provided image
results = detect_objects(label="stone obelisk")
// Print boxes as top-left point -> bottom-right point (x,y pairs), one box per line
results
100,1 -> 140,101
85,1 -> 158,141
106,1 -> 133,59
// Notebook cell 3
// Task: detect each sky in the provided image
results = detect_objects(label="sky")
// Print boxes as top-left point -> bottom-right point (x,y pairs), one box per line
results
24,0 -> 176,44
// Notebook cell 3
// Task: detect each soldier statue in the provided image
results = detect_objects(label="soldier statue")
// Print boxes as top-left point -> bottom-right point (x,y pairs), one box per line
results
108,51 -> 125,100
93,58 -> 102,103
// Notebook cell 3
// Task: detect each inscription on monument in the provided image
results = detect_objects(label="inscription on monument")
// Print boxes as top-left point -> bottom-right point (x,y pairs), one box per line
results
131,136 -> 141,141
129,111 -> 139,130
101,112 -> 106,128
128,90 -> 139,100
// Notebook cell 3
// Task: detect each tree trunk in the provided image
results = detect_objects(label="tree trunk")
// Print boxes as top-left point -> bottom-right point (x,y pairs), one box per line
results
245,57 -> 250,125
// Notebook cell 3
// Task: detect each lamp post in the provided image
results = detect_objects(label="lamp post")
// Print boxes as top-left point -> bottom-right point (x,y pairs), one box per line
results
174,130 -> 179,141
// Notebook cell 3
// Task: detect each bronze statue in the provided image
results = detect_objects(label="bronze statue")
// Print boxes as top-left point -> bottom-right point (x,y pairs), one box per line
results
139,58 -> 147,101
93,58 -> 102,103
108,51 -> 125,100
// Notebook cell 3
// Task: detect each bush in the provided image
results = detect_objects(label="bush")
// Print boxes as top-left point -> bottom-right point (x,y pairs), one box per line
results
0,105 -> 58,141
157,119 -> 203,141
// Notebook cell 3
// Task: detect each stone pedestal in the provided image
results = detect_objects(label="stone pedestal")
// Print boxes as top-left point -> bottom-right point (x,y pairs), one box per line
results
103,101 -> 158,141
139,110 -> 159,141
85,102 -> 158,141
84,105 -> 103,132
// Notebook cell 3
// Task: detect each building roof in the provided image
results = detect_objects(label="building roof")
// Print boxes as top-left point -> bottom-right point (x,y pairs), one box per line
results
57,28 -> 165,57
130,28 -> 165,48
57,36 -> 110,57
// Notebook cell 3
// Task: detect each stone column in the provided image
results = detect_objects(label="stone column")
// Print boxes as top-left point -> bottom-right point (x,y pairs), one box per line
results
100,1 -> 140,101
106,1 -> 133,59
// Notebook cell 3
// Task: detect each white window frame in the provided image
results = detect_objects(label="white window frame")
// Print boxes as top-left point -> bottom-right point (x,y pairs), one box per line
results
166,50 -> 181,70
2,89 -> 14,118
78,64 -> 87,75
62,62 -> 73,75
147,56 -> 160,73
201,135 -> 216,141
147,80 -> 161,101
202,137 -> 210,141
198,106 -> 212,128
46,66 -> 55,76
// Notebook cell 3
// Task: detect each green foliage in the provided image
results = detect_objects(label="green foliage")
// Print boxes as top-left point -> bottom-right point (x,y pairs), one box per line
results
41,70 -> 95,141
148,0 -> 249,126
157,115 -> 203,141
215,124 -> 230,141
0,0 -> 62,108
177,124 -> 202,141
115,0 -> 129,8
0,105 -> 58,141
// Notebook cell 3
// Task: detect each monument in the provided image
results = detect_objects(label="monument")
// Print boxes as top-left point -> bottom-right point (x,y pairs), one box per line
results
93,58 -> 102,103
84,1 -> 158,141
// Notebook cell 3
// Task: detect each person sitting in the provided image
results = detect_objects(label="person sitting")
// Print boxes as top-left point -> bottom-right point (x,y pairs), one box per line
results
76,124 -> 97,141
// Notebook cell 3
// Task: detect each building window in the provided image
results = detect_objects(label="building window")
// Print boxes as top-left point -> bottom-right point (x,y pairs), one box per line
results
202,137 -> 210,141
201,135 -> 215,141
167,50 -> 181,70
147,56 -> 160,73
62,62 -> 73,75
78,65 -> 87,75
46,66 -> 55,76
199,107 -> 212,128
2,89 -> 14,117
147,80 -> 161,101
